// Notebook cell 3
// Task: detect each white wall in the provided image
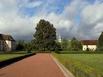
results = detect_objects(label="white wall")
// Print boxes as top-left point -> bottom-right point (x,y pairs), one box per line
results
0,40 -> 16,51
83,45 -> 97,51
5,40 -> 12,51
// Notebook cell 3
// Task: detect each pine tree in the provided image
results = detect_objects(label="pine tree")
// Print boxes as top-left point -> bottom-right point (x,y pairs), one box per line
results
33,19 -> 59,51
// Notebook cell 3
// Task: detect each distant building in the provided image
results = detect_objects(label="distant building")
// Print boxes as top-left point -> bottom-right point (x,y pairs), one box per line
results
81,40 -> 97,51
0,34 -> 16,51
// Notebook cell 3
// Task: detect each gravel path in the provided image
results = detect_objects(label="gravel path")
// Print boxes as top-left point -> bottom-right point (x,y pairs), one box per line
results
0,53 -> 65,77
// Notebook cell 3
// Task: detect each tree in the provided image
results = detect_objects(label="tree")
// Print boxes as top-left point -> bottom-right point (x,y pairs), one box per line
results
70,37 -> 82,51
33,19 -> 59,51
61,39 -> 68,50
16,40 -> 25,51
25,42 -> 33,53
61,39 -> 69,51
97,32 -> 103,50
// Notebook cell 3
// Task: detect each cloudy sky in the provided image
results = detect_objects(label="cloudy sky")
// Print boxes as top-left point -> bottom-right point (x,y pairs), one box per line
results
0,0 -> 103,40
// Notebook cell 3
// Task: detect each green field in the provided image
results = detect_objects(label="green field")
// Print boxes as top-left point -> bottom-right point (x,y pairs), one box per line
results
0,54 -> 26,62
53,53 -> 103,77
0,51 -> 36,62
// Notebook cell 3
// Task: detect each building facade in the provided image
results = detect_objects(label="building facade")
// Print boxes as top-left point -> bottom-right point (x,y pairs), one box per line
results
0,34 -> 16,51
81,40 -> 97,51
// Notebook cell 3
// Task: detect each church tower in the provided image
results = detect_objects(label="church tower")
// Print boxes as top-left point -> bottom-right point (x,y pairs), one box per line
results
57,34 -> 62,43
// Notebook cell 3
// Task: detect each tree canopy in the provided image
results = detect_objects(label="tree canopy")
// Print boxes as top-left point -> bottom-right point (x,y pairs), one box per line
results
70,37 -> 82,51
61,39 -> 69,51
33,19 -> 59,51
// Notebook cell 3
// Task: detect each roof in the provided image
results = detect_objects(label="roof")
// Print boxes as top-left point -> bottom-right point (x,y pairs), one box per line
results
0,34 -> 15,41
0,34 -> 3,40
81,40 -> 97,45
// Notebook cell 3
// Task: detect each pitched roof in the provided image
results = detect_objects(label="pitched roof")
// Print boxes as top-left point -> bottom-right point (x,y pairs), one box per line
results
0,34 -> 15,41
81,40 -> 97,45
0,34 -> 3,40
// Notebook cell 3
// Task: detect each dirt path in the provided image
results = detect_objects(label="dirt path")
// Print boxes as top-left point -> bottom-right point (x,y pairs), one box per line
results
0,53 -> 65,77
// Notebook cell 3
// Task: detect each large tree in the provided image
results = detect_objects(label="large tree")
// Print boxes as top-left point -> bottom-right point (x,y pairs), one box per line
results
97,32 -> 103,50
33,19 -> 58,51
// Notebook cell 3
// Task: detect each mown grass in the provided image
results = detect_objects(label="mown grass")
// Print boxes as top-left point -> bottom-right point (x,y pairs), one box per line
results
0,51 -> 36,62
0,54 -> 26,62
53,52 -> 103,77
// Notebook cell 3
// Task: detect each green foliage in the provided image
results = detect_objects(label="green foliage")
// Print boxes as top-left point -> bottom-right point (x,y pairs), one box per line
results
61,39 -> 71,51
16,40 -> 34,52
33,19 -> 60,51
97,32 -> 103,51
16,40 -> 25,51
59,38 -> 82,51
70,37 -> 82,51
25,42 -> 33,53
55,51 -> 103,54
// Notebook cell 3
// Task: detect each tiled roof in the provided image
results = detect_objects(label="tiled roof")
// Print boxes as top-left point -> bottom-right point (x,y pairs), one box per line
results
81,40 -> 97,45
0,34 -> 15,41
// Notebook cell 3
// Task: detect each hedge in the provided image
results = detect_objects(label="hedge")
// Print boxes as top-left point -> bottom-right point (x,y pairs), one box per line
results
55,51 -> 103,54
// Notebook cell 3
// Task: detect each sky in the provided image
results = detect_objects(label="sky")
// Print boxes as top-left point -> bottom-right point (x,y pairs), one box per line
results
0,0 -> 103,40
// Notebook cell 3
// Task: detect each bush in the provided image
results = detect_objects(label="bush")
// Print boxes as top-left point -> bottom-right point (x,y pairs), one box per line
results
96,47 -> 103,51
55,51 -> 103,54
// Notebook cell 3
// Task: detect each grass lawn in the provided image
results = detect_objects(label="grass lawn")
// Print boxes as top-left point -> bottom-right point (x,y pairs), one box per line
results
0,51 -> 36,62
0,54 -> 26,62
53,52 -> 103,77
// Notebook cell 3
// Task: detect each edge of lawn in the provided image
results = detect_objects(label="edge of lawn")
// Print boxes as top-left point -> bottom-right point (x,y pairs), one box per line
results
51,54 -> 75,77
0,52 -> 36,69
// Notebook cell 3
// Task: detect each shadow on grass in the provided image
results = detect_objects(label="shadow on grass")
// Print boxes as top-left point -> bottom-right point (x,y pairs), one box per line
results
0,53 -> 36,69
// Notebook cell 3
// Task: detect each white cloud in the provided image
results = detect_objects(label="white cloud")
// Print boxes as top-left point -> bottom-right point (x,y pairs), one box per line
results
0,0 -> 34,40
0,0 -> 103,40
79,2 -> 103,39
62,0 -> 88,20
28,1 -> 42,8
81,3 -> 103,25
19,1 -> 43,8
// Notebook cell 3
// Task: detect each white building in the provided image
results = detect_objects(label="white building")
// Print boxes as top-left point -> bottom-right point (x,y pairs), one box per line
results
0,34 -> 16,51
81,40 -> 97,51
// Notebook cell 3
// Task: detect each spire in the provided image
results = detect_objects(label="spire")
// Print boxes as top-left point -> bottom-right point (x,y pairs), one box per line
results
57,33 -> 62,43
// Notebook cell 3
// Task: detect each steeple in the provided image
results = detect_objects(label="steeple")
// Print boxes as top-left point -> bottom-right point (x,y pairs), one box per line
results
57,33 -> 62,43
